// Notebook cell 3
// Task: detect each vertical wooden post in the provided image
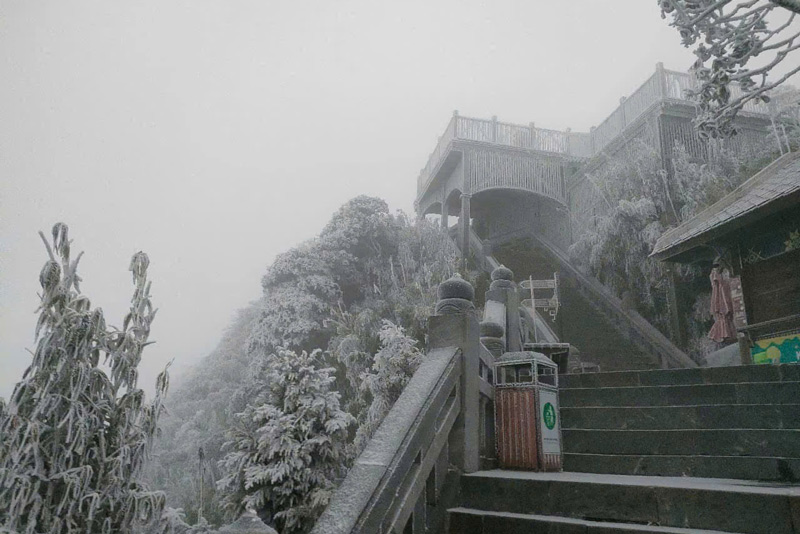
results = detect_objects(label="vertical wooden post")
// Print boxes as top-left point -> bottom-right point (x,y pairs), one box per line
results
529,122 -> 536,150
656,62 -> 668,99
666,265 -> 685,350
590,126 -> 596,156
491,115 -> 497,143
453,109 -> 460,139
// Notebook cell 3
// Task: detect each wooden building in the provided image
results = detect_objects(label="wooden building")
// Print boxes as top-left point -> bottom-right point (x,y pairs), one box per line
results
651,151 -> 800,365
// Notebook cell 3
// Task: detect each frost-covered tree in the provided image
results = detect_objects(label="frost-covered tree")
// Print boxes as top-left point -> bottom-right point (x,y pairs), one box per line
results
217,349 -> 353,534
569,135 -> 778,351
151,198 -> 457,530
0,223 -> 172,534
659,0 -> 800,137
352,321 -> 422,453
147,304 -> 260,527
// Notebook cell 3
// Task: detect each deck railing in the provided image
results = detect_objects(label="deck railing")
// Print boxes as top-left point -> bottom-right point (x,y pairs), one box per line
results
417,64 -> 775,199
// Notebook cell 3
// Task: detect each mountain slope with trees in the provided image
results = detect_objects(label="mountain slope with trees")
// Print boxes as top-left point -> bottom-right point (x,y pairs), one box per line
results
148,196 -> 460,531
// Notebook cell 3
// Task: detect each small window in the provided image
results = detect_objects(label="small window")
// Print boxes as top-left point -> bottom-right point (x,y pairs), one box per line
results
516,365 -> 533,383
537,365 -> 556,386
501,366 -> 516,384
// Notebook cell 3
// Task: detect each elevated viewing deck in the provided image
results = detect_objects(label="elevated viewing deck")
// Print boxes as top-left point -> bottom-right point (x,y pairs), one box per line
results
415,64 -> 775,211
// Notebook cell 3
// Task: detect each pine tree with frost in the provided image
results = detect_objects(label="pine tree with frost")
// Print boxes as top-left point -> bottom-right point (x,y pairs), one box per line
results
0,223 -> 174,534
352,321 -> 422,453
217,349 -> 353,534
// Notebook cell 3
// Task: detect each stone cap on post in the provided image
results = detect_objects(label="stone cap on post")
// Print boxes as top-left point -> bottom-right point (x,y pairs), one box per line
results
435,273 -> 475,315
489,264 -> 514,291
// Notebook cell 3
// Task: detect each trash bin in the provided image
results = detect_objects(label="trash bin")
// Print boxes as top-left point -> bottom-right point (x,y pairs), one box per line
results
494,351 -> 563,471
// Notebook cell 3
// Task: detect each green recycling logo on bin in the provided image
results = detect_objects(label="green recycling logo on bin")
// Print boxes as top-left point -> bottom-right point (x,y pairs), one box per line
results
543,402 -> 556,430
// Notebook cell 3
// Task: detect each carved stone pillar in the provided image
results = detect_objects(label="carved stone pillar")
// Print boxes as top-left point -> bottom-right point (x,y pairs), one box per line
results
427,274 -> 480,474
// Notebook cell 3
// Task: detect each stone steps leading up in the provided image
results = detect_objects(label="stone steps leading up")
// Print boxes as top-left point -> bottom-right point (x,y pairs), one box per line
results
561,404 -> 800,430
562,428 -> 800,457
560,363 -> 800,389
453,470 -> 800,534
563,453 -> 800,482
558,364 -> 800,482
560,381 -> 800,407
449,507 -> 740,533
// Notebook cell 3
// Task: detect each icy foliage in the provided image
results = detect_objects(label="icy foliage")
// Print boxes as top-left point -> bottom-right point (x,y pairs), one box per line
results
147,305 -> 260,527
0,223 -> 173,534
352,321 -> 422,454
659,0 -> 800,138
148,196 -> 458,528
217,349 -> 354,534
569,138 -> 778,354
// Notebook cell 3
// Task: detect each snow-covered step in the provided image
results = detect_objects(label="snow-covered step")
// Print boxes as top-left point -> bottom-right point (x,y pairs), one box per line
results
563,453 -> 800,482
561,404 -> 800,430
559,381 -> 800,407
559,363 -> 800,389
562,428 -> 800,457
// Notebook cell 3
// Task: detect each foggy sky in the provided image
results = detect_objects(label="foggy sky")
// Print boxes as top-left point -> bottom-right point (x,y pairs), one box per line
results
1,1 -> 797,400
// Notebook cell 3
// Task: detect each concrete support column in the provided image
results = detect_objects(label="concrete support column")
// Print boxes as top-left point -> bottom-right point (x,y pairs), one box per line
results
460,193 -> 471,270
441,186 -> 448,230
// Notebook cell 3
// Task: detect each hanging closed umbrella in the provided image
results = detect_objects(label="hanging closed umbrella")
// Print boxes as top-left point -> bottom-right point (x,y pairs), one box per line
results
708,265 -> 736,343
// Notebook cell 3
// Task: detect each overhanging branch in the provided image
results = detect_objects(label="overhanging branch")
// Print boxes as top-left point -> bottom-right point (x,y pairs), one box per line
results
770,0 -> 800,14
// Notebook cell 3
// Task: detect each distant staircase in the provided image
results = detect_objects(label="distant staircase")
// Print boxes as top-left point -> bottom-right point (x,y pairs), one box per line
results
447,363 -> 800,534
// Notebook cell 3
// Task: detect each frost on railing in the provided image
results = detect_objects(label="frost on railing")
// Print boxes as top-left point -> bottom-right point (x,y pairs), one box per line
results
417,115 -> 457,194
416,64 -> 777,199
312,277 -> 491,534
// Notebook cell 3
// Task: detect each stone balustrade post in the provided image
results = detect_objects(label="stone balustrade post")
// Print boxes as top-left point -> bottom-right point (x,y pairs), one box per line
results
427,275 -> 480,474
483,265 -> 522,354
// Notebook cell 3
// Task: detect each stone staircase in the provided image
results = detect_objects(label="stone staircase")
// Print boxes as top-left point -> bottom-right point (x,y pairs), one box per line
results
447,364 -> 800,533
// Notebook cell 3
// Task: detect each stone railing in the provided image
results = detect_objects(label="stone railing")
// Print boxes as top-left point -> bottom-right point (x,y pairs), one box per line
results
311,277 -> 493,534
416,63 -> 776,200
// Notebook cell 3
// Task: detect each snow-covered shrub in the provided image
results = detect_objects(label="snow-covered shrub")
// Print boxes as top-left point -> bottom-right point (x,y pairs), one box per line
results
217,349 -> 353,534
352,321 -> 422,453
0,223 -> 172,534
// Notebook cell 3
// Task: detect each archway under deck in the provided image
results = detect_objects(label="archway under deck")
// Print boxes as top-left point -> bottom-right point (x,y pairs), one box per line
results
469,189 -> 572,252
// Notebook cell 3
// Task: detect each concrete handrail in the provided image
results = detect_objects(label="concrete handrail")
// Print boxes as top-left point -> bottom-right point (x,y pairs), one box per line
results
311,347 -> 462,534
